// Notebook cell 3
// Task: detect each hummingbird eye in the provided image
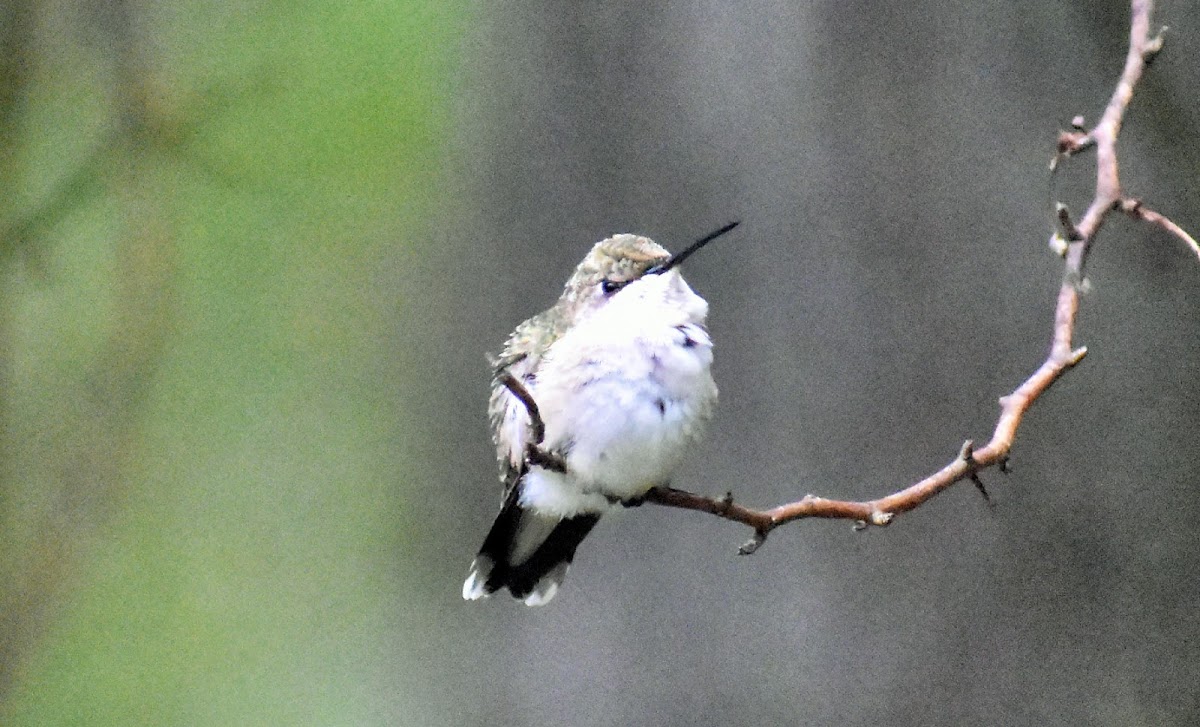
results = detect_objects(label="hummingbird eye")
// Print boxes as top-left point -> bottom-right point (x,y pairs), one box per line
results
600,279 -> 627,295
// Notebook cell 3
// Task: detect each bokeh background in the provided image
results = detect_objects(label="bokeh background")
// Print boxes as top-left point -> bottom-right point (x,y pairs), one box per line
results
2,1 -> 1198,725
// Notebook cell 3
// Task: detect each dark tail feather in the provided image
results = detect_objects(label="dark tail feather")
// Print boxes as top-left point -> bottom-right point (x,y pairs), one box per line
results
463,490 -> 600,606
501,514 -> 599,603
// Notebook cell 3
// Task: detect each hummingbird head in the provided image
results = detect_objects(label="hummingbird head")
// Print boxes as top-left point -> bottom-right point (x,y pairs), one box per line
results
558,222 -> 739,322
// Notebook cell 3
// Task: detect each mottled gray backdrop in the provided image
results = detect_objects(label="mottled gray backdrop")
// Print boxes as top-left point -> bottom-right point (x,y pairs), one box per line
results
406,2 -> 1200,725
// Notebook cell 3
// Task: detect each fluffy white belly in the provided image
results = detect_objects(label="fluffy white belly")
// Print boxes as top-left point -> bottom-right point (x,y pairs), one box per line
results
562,372 -> 706,492
519,319 -> 716,518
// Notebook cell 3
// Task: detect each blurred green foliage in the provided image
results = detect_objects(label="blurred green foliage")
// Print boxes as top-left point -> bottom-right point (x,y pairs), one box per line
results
1,1 -> 464,723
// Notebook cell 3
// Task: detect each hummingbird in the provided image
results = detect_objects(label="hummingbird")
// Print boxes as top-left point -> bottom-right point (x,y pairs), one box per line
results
462,221 -> 738,606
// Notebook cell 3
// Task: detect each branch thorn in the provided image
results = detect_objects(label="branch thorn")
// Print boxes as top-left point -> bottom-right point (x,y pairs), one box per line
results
716,491 -> 735,515
1052,124 -> 1094,167
969,473 -> 993,505
959,439 -> 975,464
1049,234 -> 1069,257
1144,28 -> 1166,62
738,530 -> 768,555
1056,203 -> 1084,241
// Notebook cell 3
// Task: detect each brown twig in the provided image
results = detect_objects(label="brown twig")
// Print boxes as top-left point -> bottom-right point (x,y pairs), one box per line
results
501,0 -> 1194,555
642,0 -> 1188,551
643,0 -> 1189,551
1117,197 -> 1200,261
494,369 -> 546,444
495,371 -> 569,473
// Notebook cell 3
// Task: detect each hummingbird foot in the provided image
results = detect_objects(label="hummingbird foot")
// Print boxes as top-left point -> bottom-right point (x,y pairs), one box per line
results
614,483 -> 676,508
525,443 -> 567,473
615,493 -> 647,508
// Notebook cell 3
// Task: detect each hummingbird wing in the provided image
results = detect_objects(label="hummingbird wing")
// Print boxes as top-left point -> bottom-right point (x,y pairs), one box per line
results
487,307 -> 566,499
471,306 -> 603,606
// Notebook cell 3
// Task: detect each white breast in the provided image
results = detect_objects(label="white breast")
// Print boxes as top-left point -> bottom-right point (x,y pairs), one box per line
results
520,270 -> 717,516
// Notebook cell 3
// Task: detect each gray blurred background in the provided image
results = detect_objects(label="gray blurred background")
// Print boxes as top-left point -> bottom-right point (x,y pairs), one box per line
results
3,0 -> 1199,725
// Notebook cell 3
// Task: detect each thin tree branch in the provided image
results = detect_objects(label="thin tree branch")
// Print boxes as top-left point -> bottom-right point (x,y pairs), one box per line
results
644,0 -> 1190,551
1117,197 -> 1200,261
644,0 -> 1192,550
500,0 -> 1195,555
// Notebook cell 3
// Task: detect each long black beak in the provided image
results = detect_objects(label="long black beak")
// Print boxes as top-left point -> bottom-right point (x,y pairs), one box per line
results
647,221 -> 740,275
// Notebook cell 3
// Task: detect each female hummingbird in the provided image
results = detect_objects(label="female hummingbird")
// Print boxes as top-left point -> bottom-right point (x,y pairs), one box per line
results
463,222 -> 737,606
